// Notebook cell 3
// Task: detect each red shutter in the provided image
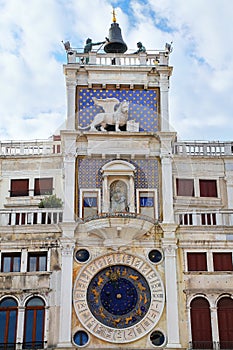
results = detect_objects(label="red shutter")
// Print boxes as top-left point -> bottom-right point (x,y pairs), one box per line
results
217,298 -> 233,349
34,178 -> 53,195
191,297 -> 213,349
187,253 -> 207,271
199,180 -> 217,197
11,179 -> 29,197
213,253 -> 233,271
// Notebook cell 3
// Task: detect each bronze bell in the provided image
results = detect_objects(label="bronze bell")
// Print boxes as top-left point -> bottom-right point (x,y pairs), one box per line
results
104,21 -> 127,54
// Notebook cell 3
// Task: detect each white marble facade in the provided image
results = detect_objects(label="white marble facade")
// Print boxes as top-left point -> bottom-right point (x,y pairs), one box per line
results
0,40 -> 233,350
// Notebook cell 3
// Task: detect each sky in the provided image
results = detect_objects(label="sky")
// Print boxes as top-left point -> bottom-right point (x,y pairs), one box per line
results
0,0 -> 233,141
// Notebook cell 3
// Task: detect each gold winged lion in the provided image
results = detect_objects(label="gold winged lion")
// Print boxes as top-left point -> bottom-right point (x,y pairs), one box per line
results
78,97 -> 129,131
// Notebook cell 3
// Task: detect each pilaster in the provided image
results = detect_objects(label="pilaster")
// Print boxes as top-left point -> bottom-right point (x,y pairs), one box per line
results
161,224 -> 181,348
61,131 -> 77,222
210,306 -> 220,346
159,72 -> 170,131
58,236 -> 75,348
158,132 -> 176,224
224,166 -> 233,208
16,306 -> 25,345
65,71 -> 76,130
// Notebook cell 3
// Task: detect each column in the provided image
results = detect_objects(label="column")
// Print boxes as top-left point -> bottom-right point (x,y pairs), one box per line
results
159,73 -> 170,131
162,227 -> 181,348
102,175 -> 108,212
66,71 -> 76,130
58,237 -> 75,347
129,175 -> 135,212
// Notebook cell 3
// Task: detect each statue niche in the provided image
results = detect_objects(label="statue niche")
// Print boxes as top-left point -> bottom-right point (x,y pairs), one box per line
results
78,97 -> 129,132
110,180 -> 127,212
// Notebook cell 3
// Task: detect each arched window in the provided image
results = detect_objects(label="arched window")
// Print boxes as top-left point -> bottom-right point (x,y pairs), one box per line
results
217,297 -> 233,349
0,297 -> 18,348
190,297 -> 213,349
23,297 -> 45,349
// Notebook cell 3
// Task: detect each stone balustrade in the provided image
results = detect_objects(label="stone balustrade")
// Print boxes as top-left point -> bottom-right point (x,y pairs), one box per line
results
1,207 -> 233,227
176,210 -> 233,226
66,49 -> 169,66
0,139 -> 61,156
0,208 -> 63,226
174,141 -> 233,156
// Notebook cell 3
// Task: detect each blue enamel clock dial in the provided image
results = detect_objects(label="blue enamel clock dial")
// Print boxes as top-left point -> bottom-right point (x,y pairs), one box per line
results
87,265 -> 151,329
100,277 -> 138,315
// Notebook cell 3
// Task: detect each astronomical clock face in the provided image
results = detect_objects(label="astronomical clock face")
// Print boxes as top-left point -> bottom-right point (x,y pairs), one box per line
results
73,253 -> 164,343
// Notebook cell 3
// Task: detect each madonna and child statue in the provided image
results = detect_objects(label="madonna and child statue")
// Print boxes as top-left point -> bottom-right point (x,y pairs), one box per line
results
110,181 -> 128,212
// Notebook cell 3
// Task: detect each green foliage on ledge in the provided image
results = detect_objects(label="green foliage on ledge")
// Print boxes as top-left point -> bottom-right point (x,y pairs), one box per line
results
38,194 -> 63,208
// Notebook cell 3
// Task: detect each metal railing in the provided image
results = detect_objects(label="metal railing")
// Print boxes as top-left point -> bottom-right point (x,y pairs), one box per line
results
0,342 -> 45,350
189,340 -> 233,349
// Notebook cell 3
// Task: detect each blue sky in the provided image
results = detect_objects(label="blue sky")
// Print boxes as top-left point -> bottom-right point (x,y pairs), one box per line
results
0,0 -> 233,141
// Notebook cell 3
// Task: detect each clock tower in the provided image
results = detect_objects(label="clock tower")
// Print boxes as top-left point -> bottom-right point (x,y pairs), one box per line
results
60,14 -> 180,349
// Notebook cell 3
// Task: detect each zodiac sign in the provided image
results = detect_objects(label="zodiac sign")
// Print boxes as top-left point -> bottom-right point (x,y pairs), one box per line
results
129,274 -> 139,281
125,316 -> 133,325
97,276 -> 104,286
137,282 -> 146,291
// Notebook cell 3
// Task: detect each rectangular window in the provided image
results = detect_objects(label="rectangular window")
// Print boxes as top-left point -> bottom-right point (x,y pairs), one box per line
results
138,190 -> 157,219
10,179 -> 29,197
199,179 -> 217,197
34,178 -> 53,196
1,253 -> 21,272
176,179 -> 194,196
187,252 -> 207,271
27,252 -> 47,272
213,252 -> 233,271
82,191 -> 99,218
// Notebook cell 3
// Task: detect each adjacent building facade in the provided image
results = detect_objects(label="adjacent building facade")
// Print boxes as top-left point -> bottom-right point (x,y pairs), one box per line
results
1,18 -> 233,350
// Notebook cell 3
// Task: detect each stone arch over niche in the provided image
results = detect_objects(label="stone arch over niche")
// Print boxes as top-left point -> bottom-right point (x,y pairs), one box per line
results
101,160 -> 135,213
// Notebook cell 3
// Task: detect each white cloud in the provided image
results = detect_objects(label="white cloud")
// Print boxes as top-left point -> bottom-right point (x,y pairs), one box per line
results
0,0 -> 233,141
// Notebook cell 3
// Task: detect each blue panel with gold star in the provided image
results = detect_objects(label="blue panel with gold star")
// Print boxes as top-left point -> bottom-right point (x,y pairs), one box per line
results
78,88 -> 158,132
78,158 -> 159,189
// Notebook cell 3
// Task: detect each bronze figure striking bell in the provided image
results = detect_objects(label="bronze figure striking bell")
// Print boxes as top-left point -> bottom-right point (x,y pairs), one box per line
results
104,22 -> 127,53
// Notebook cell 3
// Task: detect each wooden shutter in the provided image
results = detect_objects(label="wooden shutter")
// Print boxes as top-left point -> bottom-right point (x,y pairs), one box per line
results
199,180 -> 217,197
191,297 -> 213,349
217,298 -> 233,349
34,178 -> 53,195
187,252 -> 207,271
213,253 -> 233,271
11,179 -> 29,197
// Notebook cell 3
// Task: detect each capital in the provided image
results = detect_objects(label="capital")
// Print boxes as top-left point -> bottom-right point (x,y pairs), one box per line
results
60,238 -> 75,256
